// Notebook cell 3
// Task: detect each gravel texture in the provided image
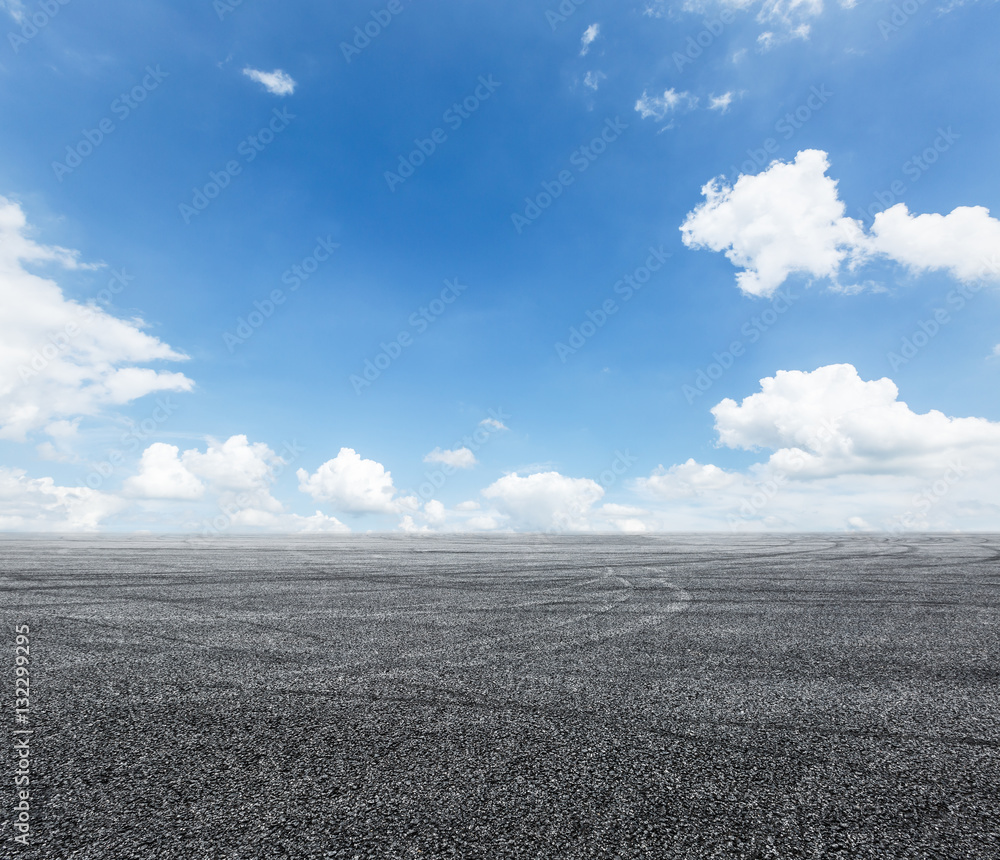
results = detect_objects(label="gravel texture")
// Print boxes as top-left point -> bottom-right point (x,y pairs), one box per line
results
1,533 -> 998,858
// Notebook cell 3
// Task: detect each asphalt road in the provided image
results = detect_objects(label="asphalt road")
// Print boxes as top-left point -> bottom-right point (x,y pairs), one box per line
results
1,534 -> 998,858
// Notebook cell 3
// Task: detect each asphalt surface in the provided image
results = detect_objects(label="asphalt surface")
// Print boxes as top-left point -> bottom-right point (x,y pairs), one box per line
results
1,533 -> 998,858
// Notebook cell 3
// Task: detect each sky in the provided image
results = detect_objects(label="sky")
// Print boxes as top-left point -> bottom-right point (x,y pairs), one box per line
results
0,0 -> 998,533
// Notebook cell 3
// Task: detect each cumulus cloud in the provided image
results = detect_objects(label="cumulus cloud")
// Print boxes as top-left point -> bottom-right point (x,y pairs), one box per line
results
423,499 -> 447,525
123,443 -> 205,500
681,150 -> 1000,296
0,196 -> 193,441
242,67 -> 296,96
635,88 -> 697,121
119,435 -> 347,533
680,149 -> 866,296
482,471 -> 604,531
635,364 -> 1000,531
711,364 -> 1000,478
869,204 -> 1000,283
424,447 -> 477,469
297,448 -> 414,514
182,434 -> 284,492
123,434 -> 290,505
480,417 -> 508,431
580,23 -> 600,55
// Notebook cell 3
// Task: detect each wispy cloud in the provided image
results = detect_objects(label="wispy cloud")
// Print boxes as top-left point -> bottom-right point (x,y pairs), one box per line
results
708,91 -> 735,113
635,88 -> 697,121
424,447 -> 478,469
242,67 -> 296,97
580,23 -> 600,56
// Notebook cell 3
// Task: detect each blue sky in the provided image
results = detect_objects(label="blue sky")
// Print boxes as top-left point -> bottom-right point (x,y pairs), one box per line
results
1,0 -> 998,532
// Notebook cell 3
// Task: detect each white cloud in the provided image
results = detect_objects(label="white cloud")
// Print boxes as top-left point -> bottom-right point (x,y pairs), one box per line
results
0,467 -> 124,531
35,418 -> 79,462
580,23 -> 600,55
635,364 -> 1000,531
708,92 -> 734,112
0,431 -> 349,534
757,31 -> 778,49
424,499 -> 447,525
869,204 -> 1000,283
399,514 -> 430,533
637,459 -> 746,500
598,503 -> 650,533
711,364 -> 1000,478
681,150 -> 1000,296
182,434 -> 283,492
756,0 -> 823,27
465,515 -> 502,530
298,448 -> 414,514
124,434 -> 286,504
0,196 -> 193,441
635,88 -> 696,121
423,446 -> 477,469
680,149 -> 867,297
118,435 -> 347,533
123,443 -> 205,500
482,471 -> 604,531
220,508 -> 349,534
288,511 -> 350,533
242,67 -> 296,96
479,417 -> 508,431
583,70 -> 606,91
